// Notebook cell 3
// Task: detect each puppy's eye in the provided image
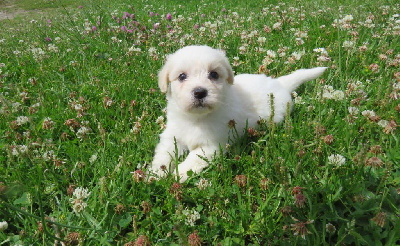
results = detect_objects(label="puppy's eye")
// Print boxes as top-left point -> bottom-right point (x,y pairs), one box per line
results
178,73 -> 187,81
209,71 -> 219,80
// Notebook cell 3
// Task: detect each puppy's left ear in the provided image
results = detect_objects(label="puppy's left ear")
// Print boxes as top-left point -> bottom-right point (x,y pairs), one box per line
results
218,49 -> 234,84
158,61 -> 171,94
226,66 -> 234,84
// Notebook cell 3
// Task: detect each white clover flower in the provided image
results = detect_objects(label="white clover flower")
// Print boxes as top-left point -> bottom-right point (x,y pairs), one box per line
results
294,96 -> 304,104
148,47 -> 157,56
76,126 -> 90,139
0,221 -> 8,231
295,38 -> 304,45
73,187 -> 91,200
307,105 -> 315,111
156,116 -> 164,125
16,116 -> 29,125
12,145 -> 28,156
31,47 -> 45,59
321,85 -> 345,101
342,40 -> 355,50
48,44 -> 59,53
295,30 -> 308,38
364,19 -> 375,28
105,98 -> 113,107
42,117 -> 54,130
31,102 -> 40,108
256,47 -> 266,53
74,104 -> 83,111
325,87 -> 336,96
89,154 -> 97,163
291,51 -> 303,60
257,37 -> 267,44
130,121 -> 142,134
263,56 -> 273,65
182,208 -> 200,226
328,154 -> 346,166
317,55 -> 331,62
272,22 -> 282,30
348,106 -> 359,115
11,147 -> 19,156
131,126 -> 139,134
43,150 -> 55,161
348,81 -> 365,93
377,120 -> 389,128
361,110 -> 376,118
209,23 -> 218,29
12,102 -> 21,112
72,200 -> 87,214
19,145 -> 28,154
322,91 -> 333,100
332,90 -> 345,101
266,50 -> 277,58
129,47 -> 142,53
70,187 -> 91,214
196,178 -> 211,190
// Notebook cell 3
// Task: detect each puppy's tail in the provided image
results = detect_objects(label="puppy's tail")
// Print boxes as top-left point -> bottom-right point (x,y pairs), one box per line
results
277,67 -> 327,92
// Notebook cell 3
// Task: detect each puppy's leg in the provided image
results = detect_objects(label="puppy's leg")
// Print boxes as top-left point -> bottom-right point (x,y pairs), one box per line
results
174,146 -> 217,182
150,131 -> 183,178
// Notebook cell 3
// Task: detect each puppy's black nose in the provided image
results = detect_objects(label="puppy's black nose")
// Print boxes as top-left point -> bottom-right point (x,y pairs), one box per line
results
193,87 -> 208,99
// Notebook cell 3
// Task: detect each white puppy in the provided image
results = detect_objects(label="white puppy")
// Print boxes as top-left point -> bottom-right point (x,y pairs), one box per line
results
150,45 -> 326,182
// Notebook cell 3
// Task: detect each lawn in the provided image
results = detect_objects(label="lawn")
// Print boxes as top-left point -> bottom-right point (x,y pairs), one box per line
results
0,0 -> 399,245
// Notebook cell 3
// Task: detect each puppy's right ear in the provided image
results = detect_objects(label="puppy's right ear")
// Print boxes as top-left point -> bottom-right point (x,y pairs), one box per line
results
158,61 -> 170,94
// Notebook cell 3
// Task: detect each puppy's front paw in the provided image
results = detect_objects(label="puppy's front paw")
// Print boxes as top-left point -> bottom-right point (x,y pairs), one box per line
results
148,162 -> 169,179
173,160 -> 196,183
174,170 -> 190,183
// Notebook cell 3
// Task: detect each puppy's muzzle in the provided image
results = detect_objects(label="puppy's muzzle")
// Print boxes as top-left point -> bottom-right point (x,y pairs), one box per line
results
193,87 -> 208,100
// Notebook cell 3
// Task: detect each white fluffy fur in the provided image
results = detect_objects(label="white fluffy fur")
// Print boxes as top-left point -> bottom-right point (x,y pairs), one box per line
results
150,45 -> 327,182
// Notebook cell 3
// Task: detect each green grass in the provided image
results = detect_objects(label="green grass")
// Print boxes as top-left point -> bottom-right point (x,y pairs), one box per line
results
0,0 -> 399,245
0,0 -> 82,10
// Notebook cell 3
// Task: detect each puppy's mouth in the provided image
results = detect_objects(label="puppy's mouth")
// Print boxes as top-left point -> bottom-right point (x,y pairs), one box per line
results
189,99 -> 213,112
194,99 -> 207,107
187,87 -> 214,112
192,99 -> 211,109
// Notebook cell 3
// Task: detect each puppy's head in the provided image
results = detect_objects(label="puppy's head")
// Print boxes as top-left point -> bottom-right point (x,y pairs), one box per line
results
158,45 -> 234,115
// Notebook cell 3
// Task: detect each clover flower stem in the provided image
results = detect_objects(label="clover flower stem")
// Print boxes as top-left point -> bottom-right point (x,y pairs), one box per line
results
268,93 -> 276,145
133,215 -> 138,237
37,178 -> 63,242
